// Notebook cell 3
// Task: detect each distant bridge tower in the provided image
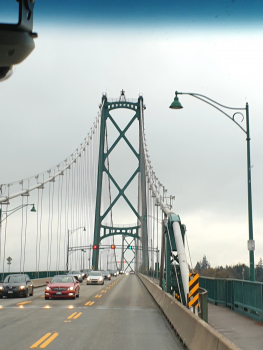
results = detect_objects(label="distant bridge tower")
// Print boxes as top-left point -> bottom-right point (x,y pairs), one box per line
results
92,92 -> 149,272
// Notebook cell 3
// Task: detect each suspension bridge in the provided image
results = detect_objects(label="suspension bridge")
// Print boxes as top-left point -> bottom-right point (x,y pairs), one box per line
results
0,91 -> 262,350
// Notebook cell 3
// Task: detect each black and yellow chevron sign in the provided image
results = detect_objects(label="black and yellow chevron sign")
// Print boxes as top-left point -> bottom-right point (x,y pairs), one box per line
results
188,273 -> 199,309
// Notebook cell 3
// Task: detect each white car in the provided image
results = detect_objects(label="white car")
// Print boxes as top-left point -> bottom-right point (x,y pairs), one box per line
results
86,271 -> 104,285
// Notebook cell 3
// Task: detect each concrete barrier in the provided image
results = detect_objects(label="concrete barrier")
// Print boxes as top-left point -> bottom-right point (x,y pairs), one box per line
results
32,277 -> 52,288
138,273 -> 240,350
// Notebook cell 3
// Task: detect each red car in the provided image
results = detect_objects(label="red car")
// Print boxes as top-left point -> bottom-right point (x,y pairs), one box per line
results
45,275 -> 80,300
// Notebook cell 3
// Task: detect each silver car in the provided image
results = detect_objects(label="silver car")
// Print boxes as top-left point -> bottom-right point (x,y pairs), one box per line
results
86,271 -> 104,285
67,270 -> 83,282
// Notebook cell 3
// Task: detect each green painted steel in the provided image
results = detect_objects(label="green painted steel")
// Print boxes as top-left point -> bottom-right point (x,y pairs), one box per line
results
163,213 -> 187,305
199,276 -> 263,322
101,225 -> 140,240
0,270 -> 65,281
92,94 -> 147,270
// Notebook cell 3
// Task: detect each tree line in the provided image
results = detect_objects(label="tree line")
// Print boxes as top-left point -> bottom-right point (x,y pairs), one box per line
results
194,255 -> 263,282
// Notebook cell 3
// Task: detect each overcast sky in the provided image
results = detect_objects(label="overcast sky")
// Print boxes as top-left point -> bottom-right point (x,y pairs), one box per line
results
1,0 -> 263,270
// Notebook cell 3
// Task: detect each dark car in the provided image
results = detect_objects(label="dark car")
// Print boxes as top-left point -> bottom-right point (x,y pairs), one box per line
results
0,274 -> 33,298
45,275 -> 80,300
101,270 -> 111,280
82,269 -> 92,278
109,270 -> 117,277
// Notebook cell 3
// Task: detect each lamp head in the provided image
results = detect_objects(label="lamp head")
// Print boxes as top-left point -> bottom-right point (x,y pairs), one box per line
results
169,92 -> 183,109
83,227 -> 86,231
30,204 -> 36,212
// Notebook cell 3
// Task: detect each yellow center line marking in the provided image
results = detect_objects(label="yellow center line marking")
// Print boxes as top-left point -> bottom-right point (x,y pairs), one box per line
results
95,295 -> 99,298
106,287 -> 110,289
40,295 -> 45,298
73,312 -> 82,319
67,312 -> 77,319
30,333 -> 52,349
39,332 -> 59,348
89,301 -> 95,306
17,301 -> 31,306
85,301 -> 91,306
98,295 -> 102,298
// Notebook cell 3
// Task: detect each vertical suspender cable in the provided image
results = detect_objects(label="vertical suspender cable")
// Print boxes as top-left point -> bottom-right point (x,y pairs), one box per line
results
37,176 -> 44,277
22,181 -> 29,274
2,185 -> 10,280
20,182 -> 24,274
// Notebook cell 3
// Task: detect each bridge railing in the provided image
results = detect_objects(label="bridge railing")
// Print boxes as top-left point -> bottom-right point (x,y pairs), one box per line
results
0,270 -> 65,282
199,276 -> 263,322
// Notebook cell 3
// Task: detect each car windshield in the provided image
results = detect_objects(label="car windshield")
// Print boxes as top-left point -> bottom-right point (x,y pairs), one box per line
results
51,276 -> 74,283
69,271 -> 80,274
4,275 -> 26,283
102,271 -> 109,274
89,271 -> 101,276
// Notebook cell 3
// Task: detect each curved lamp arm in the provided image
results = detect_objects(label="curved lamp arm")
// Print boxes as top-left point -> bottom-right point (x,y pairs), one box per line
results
0,204 -> 36,223
173,91 -> 247,134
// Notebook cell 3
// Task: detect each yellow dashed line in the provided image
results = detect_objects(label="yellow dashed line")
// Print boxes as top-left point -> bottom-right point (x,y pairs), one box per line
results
73,312 -> 82,319
89,301 -> 95,306
85,301 -> 91,306
67,312 -> 77,319
17,301 -> 31,306
39,332 -> 59,348
30,333 -> 52,349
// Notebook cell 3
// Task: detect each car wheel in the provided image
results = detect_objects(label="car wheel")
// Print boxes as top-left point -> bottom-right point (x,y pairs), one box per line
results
72,294 -> 76,300
45,296 -> 49,300
30,287 -> 34,297
76,289 -> 80,298
0,296 -> 3,298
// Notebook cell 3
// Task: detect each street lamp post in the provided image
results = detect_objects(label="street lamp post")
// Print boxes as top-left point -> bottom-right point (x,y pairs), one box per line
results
66,227 -> 86,271
170,91 -> 255,281
81,249 -> 86,271
0,204 -> 36,223
0,204 -> 36,281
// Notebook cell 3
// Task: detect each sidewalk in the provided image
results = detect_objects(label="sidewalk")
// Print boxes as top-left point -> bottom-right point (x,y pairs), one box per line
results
148,276 -> 263,350
208,303 -> 263,350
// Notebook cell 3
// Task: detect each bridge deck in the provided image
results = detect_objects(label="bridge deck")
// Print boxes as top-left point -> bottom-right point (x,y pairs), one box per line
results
0,274 -> 183,350
209,303 -> 263,350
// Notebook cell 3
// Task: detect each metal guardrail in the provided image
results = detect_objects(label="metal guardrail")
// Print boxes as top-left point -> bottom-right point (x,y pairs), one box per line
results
0,270 -> 64,282
199,276 -> 263,322
198,287 -> 208,322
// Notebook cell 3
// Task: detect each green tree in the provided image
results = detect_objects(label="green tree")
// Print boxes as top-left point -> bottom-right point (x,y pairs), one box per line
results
200,255 -> 210,270
256,258 -> 263,282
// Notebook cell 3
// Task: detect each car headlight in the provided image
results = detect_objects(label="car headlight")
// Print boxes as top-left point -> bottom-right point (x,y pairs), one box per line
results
19,286 -> 25,290
107,274 -> 110,278
0,286 -> 3,290
99,277 -> 103,281
46,286 -> 51,291
82,273 -> 84,276
67,286 -> 74,291
78,275 -> 81,278
87,277 -> 91,281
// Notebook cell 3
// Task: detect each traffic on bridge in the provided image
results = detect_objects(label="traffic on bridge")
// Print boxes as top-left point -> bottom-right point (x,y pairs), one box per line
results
1,1 -> 263,350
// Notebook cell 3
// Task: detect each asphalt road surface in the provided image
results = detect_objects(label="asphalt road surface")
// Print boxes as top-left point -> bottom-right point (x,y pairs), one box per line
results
0,274 -> 184,350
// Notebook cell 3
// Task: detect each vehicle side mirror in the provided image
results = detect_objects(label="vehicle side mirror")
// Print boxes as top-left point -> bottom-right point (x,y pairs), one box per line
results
46,281 -> 49,284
